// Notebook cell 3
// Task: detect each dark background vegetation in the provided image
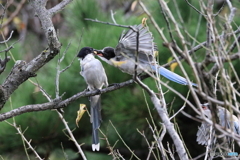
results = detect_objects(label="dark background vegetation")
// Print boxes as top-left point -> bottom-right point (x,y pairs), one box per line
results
0,0 -> 240,159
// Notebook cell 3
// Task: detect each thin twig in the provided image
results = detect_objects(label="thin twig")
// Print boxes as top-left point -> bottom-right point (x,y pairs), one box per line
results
163,27 -> 240,68
109,120 -> 141,160
169,105 -> 186,120
213,1 -> 226,17
181,111 -> 202,123
15,125 -> 43,160
5,98 -> 43,160
135,76 -> 189,159
158,1 -> 185,58
228,34 -> 240,53
57,111 -> 87,160
55,41 -> 72,98
110,10 -> 117,24
183,0 -> 206,16
85,18 -> 137,31
0,31 -> 14,44
2,0 -> 27,28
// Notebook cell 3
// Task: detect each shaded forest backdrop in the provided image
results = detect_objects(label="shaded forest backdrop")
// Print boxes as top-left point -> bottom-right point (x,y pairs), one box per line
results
0,0 -> 240,160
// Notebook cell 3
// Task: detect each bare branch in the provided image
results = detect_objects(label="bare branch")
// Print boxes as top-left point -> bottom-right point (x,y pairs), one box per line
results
12,123 -> 43,160
0,44 -> 13,53
0,0 -> 66,109
0,31 -> 14,44
138,1 -> 168,43
0,72 -> 198,123
0,98 -> 61,121
169,105 -> 186,120
57,111 -> 87,160
109,120 -> 141,160
2,0 -> 27,28
0,56 -> 10,74
183,0 -> 206,16
49,0 -> 74,15
163,27 -> 240,68
207,52 -> 240,63
110,10 -> 117,24
213,1 -> 226,16
0,78 -> 136,121
226,0 -> 237,23
135,76 -> 189,160
228,34 -> 240,53
158,0 -> 202,108
85,18 -> 138,31
29,0 -> 61,49
0,38 -> 21,74
158,1 -> 185,59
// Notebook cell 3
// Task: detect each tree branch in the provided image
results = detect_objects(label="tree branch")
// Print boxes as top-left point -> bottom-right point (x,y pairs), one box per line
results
0,31 -> 14,44
49,0 -> 74,15
0,98 -> 61,121
135,77 -> 189,160
0,78 -> 135,121
163,27 -> 240,68
0,0 -> 63,109
207,52 -> 240,63
2,0 -> 27,28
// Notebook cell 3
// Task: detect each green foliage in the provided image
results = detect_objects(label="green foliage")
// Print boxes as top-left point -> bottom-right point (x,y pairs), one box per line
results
1,0 -> 240,159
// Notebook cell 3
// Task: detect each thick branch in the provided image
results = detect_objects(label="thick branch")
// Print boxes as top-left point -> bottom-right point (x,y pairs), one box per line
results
1,60 -> 37,109
0,79 -> 135,121
29,0 -> 61,49
0,49 -> 59,109
0,98 -> 61,121
0,0 -> 64,109
135,77 -> 188,160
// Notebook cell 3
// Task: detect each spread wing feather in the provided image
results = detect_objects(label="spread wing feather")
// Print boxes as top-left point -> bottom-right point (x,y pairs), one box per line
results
115,24 -> 155,63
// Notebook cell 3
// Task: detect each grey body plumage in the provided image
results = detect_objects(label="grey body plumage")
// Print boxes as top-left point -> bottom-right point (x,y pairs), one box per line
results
94,24 -> 197,86
78,47 -> 108,151
196,103 -> 240,147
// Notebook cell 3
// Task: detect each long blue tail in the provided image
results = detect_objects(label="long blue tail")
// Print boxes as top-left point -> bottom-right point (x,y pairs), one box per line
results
151,65 -> 198,86
90,95 -> 102,151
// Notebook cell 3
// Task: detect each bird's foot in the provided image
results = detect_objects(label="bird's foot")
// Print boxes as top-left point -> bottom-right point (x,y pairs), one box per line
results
84,88 -> 90,92
96,89 -> 102,94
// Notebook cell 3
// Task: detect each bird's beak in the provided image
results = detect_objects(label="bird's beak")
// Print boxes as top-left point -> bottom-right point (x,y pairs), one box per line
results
93,49 -> 104,56
201,103 -> 209,110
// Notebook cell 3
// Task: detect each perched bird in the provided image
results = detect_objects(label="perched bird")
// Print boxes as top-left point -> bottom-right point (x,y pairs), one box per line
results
196,103 -> 240,146
77,47 -> 108,151
93,24 -> 197,86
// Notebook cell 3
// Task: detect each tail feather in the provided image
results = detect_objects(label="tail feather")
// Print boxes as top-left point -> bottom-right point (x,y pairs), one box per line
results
151,65 -> 198,86
90,95 -> 102,151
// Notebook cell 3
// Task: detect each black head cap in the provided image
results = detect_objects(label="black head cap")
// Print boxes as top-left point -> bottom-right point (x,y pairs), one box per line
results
77,47 -> 93,59
103,47 -> 115,58
96,47 -> 115,60
202,103 -> 209,110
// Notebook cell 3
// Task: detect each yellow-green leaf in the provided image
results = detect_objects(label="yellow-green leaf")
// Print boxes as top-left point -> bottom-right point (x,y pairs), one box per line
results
167,57 -> 178,72
76,104 -> 86,127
